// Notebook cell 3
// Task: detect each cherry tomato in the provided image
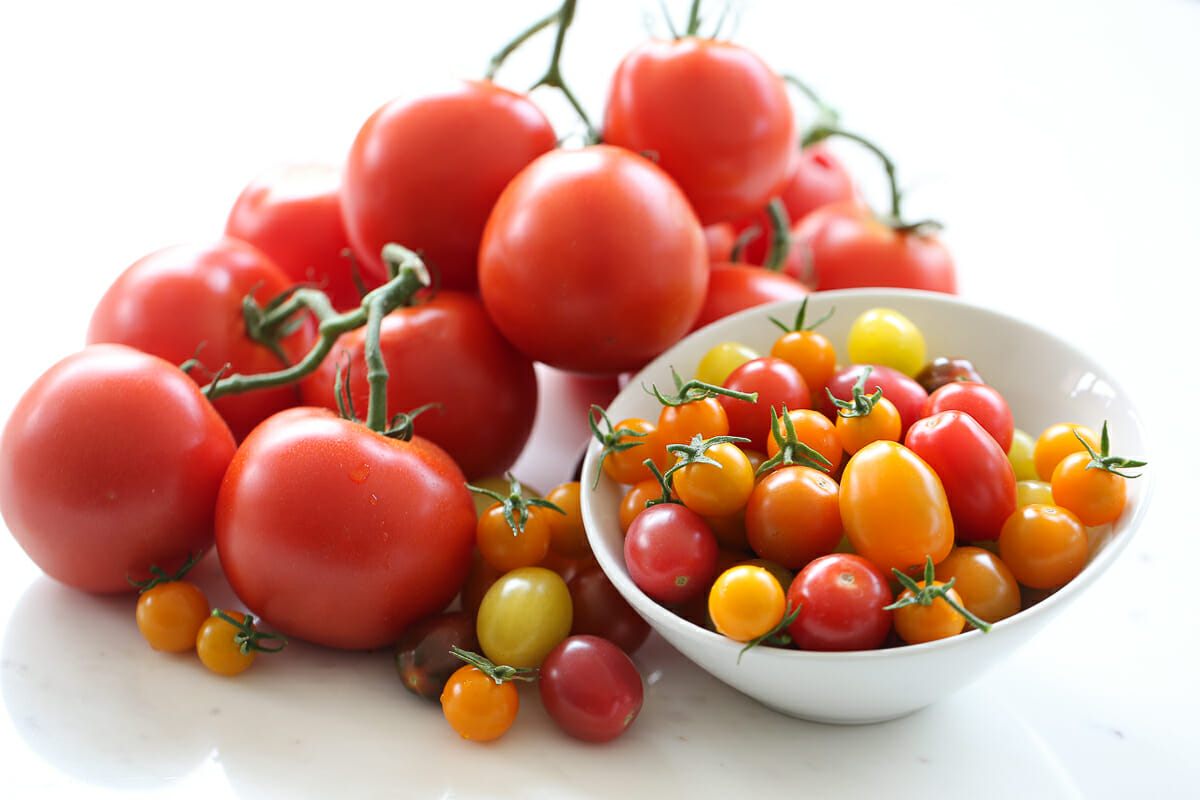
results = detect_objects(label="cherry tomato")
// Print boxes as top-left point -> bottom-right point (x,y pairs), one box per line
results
1016,479 -> 1055,507
544,482 -> 592,561
476,566 -> 573,669
839,440 -> 954,574
597,418 -> 671,487
914,356 -> 984,394
394,611 -> 480,700
539,635 -> 644,743
479,144 -> 708,375
215,407 -> 477,650
744,465 -> 842,570
459,552 -> 504,619
1008,428 -> 1039,482
904,410 -> 1017,541
691,264 -> 810,332
619,479 -> 663,533
719,357 -> 811,453
890,580 -> 968,644
225,162 -> 363,311
834,395 -> 902,456
924,380 -> 1014,453
785,553 -> 893,651
1033,423 -> 1101,482
567,564 -> 651,654
769,328 -> 838,396
623,502 -> 719,605
1051,452 -> 1128,527
341,80 -> 557,292
195,610 -> 284,676
707,564 -> 786,643
440,664 -> 520,742
793,200 -> 957,292
136,580 -> 210,653
764,407 -> 843,471
670,441 -> 756,518
820,363 -> 929,437
657,396 -> 729,447
602,37 -> 795,224
0,345 -> 236,593
933,546 -> 1021,624
695,341 -> 760,387
86,238 -> 316,441
846,307 -> 926,378
476,504 -> 552,573
998,504 -> 1089,589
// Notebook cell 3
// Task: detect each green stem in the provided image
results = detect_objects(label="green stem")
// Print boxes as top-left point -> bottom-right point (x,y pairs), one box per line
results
761,198 -> 792,273
528,0 -> 597,142
685,0 -> 703,35
805,126 -> 902,220
485,7 -> 560,80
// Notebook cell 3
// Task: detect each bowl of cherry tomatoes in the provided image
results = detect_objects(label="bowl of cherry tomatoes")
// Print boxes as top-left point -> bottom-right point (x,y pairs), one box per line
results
580,288 -> 1152,724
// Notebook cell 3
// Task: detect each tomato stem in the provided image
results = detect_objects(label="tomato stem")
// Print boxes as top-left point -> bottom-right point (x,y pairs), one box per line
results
827,366 -> 884,419
450,646 -> 538,684
736,601 -> 801,663
663,433 -> 751,484
645,367 -> 758,407
211,609 -> 289,654
767,296 -> 834,334
127,551 -> 203,593
484,7 -> 560,80
885,557 -> 993,633
755,404 -> 835,475
783,74 -> 840,135
1075,421 -> 1147,478
760,198 -> 792,273
467,473 -> 564,536
588,405 -> 650,489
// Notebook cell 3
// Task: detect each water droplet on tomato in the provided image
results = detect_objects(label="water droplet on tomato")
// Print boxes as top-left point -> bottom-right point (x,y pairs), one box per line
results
349,463 -> 371,483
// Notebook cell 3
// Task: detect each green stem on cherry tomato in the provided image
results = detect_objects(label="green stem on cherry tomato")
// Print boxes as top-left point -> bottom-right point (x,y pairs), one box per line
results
737,602 -> 802,664
642,458 -> 682,508
760,198 -> 792,273
885,557 -> 993,633
450,646 -> 539,684
467,472 -> 564,536
211,609 -> 290,654
484,6 -> 560,80
768,296 -> 835,334
127,551 -> 202,593
1075,421 -> 1147,478
645,367 -> 758,408
588,405 -> 650,489
827,366 -> 884,419
756,404 -> 835,476
663,433 -> 751,484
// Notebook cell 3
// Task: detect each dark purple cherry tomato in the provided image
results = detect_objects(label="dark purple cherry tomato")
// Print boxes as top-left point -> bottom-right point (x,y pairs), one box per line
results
914,357 -> 983,394
538,635 -> 644,743
786,553 -> 894,651
623,503 -> 718,605
394,611 -> 479,700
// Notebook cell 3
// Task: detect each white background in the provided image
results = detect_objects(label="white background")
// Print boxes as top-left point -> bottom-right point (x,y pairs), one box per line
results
1,0 -> 1198,797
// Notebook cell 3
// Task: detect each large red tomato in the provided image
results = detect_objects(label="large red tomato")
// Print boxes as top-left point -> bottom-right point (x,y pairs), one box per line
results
0,344 -> 236,593
478,144 -> 708,375
86,238 -> 316,441
300,291 -> 538,480
691,262 -> 810,332
602,37 -> 795,225
215,407 -> 477,651
340,80 -> 558,292
225,162 -> 365,311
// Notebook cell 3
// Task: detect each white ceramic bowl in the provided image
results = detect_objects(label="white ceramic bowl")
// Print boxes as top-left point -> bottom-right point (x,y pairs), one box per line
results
580,289 -> 1153,724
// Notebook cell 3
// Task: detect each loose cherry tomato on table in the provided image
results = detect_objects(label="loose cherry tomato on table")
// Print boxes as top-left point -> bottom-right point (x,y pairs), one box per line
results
440,648 -> 536,743
196,610 -> 287,676
394,611 -> 480,700
0,344 -> 236,593
544,482 -> 593,561
785,553 -> 894,651
567,563 -> 651,654
539,635 -> 644,743
132,553 -> 210,653
476,566 -> 573,669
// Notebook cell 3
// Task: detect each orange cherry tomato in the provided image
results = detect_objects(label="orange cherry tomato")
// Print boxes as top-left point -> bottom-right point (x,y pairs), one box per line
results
544,482 -> 592,560
834,395 -> 901,455
998,504 -> 1089,589
657,397 -> 729,446
670,441 -> 756,518
598,417 -> 670,486
744,465 -> 842,569
440,664 -> 520,742
764,408 -> 842,471
707,564 -> 787,643
476,503 -> 552,572
136,580 -> 210,653
1033,423 -> 1100,481
619,479 -> 663,533
933,546 -> 1021,624
891,580 -> 968,644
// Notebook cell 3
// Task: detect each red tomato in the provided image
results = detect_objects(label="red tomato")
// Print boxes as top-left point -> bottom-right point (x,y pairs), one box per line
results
0,345 -> 236,593
786,553 -> 894,651
215,407 -> 477,650
923,380 -> 1014,453
602,37 -> 795,225
539,635 -> 644,743
300,291 -> 537,479
225,162 -> 365,311
793,201 -> 957,292
703,222 -> 737,263
341,80 -> 557,292
691,263 -> 810,332
904,410 -> 1017,541
719,357 -> 811,453
86,238 -> 316,441
479,144 -> 708,374
623,502 -> 718,605
820,363 -> 929,438
567,563 -> 651,654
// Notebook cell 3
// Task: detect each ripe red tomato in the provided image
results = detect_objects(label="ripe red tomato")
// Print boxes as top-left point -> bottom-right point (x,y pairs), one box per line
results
341,79 -> 557,292
214,407 -> 477,650
603,37 -> 795,224
86,238 -> 316,441
691,263 -> 810,332
820,363 -> 929,438
0,344 -> 236,593
478,144 -> 709,374
300,290 -> 537,480
623,502 -> 718,605
719,356 -> 811,453
793,201 -> 957,292
225,162 -> 365,311
539,635 -> 644,743
785,553 -> 893,651
567,563 -> 651,655
923,380 -> 1015,453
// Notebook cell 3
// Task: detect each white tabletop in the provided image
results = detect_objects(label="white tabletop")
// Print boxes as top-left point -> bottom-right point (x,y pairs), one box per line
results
1,1 -> 1197,797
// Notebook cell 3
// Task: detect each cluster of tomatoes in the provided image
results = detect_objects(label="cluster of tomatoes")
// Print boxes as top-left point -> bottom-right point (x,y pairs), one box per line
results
596,302 -> 1146,652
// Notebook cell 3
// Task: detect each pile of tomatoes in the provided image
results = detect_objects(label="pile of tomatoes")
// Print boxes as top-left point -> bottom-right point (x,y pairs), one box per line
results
598,302 -> 1146,652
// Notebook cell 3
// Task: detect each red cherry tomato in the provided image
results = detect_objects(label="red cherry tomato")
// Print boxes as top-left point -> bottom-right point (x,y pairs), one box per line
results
539,635 -> 644,743
793,201 -> 957,292
567,563 -> 651,655
225,162 -> 364,311
820,363 -> 929,438
0,344 -> 236,593
602,37 -> 795,225
215,407 -> 477,650
923,380 -> 1014,453
341,79 -> 557,292
719,356 -> 811,453
86,238 -> 316,441
623,502 -> 719,605
786,553 -> 894,651
479,144 -> 708,374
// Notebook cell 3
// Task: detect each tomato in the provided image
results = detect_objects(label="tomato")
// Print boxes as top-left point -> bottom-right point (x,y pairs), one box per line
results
744,465 -> 842,570
196,610 -> 286,676
544,482 -> 592,561
394,611 -> 480,700
476,566 -> 573,669
904,410 -> 1017,541
300,290 -> 537,480
829,370 -> 902,456
623,502 -> 719,605
707,564 -> 786,643
785,553 -> 893,651
764,407 -> 842,471
1051,451 -> 1134,527
539,635 -> 644,743
657,396 -> 730,447
225,162 -> 364,311
0,344 -> 236,593
479,144 -> 708,375
136,579 -> 210,653
86,238 -> 316,441
215,407 -> 477,650
998,504 -> 1089,589
719,357 -> 811,453
619,479 -> 663,533
914,356 -> 984,394
769,327 -> 838,396
567,563 -> 651,654
1008,428 -> 1039,482
792,201 -> 957,292
704,222 -> 737,263
476,504 -> 553,573
459,552 -> 504,619
1016,479 -> 1055,508
691,263 -> 810,332
820,363 -> 929,437
695,341 -> 760,387
1033,423 -> 1101,482
440,664 -> 520,742
933,546 -> 1021,624
670,440 -> 756,518
846,308 -> 926,378
602,36 -> 795,225
594,416 -> 671,488
341,79 -> 556,292
889,580 -> 968,644
839,440 -> 954,573
924,380 -> 1014,453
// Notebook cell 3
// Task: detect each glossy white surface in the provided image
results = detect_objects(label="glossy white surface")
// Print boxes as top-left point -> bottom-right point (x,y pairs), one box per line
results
581,290 -> 1153,724
2,0 -> 1199,797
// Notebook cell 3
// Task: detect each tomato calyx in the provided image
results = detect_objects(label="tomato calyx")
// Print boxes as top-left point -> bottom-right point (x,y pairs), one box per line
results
211,609 -> 289,654
884,557 -> 993,633
827,366 -> 884,419
467,473 -> 565,537
127,551 -> 203,593
736,601 -> 802,664
450,646 -> 538,685
768,295 -> 835,335
646,367 -> 759,408
756,405 -> 835,476
588,405 -> 649,489
663,433 -> 750,481
1075,421 -> 1147,479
